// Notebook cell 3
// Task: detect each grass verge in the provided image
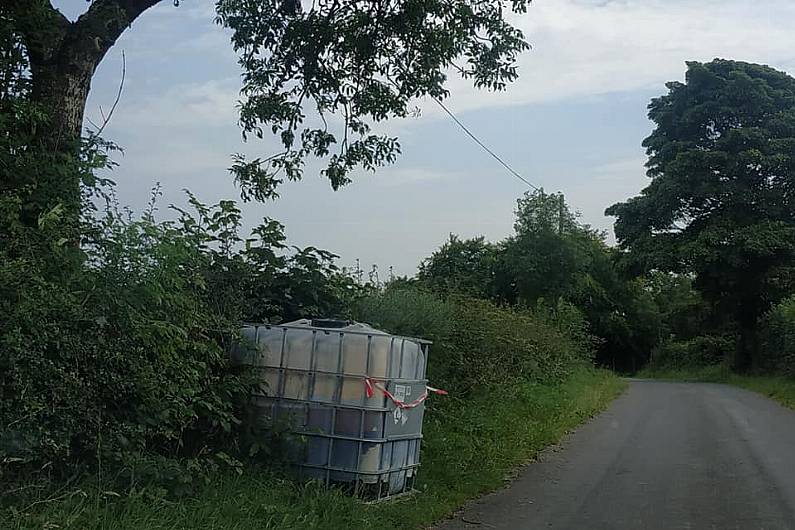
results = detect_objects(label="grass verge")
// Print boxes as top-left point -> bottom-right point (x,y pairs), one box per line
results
2,368 -> 624,530
638,365 -> 795,410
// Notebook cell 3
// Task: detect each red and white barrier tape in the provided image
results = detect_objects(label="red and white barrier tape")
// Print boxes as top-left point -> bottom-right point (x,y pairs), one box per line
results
364,377 -> 448,410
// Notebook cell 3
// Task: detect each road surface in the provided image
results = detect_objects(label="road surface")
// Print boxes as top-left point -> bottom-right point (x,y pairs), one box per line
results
437,380 -> 795,530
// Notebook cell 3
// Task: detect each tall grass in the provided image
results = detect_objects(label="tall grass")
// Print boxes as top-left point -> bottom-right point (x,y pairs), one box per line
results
2,369 -> 624,529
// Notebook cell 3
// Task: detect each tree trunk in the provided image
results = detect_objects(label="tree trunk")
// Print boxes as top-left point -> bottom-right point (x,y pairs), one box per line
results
733,288 -> 766,373
30,51 -> 95,151
7,0 -> 162,222
735,320 -> 757,373
25,48 -> 98,222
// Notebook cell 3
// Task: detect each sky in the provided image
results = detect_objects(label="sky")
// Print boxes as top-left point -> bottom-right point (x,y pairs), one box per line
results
54,0 -> 795,276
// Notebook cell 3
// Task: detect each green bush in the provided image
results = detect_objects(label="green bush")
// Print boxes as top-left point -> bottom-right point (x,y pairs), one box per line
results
760,296 -> 795,376
648,335 -> 735,370
0,188 -> 356,493
353,288 -> 594,394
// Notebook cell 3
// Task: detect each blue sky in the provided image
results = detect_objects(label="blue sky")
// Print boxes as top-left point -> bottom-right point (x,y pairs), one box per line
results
55,1 -> 795,276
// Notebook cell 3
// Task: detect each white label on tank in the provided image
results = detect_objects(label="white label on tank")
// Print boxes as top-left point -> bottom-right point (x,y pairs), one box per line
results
393,407 -> 409,425
394,384 -> 408,402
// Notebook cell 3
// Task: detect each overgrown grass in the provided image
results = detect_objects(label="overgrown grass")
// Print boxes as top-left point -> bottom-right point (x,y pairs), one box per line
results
638,365 -> 795,410
2,368 -> 624,530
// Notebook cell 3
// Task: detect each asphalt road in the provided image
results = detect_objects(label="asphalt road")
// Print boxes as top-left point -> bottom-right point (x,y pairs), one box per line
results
437,380 -> 795,530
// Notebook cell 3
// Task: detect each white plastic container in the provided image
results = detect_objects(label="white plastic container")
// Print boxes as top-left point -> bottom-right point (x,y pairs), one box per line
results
234,319 -> 431,500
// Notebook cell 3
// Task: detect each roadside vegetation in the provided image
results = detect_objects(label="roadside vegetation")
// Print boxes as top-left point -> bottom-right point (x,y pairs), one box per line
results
3,369 -> 623,530
639,294 -> 795,410
2,1 -> 795,529
640,293 -> 795,406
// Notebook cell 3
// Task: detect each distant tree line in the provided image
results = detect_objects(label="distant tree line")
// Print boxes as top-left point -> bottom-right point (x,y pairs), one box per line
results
416,60 -> 795,374
414,190 -> 662,372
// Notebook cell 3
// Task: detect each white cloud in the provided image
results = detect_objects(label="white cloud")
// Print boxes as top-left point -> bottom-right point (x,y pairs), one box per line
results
62,0 -> 795,116
375,168 -> 455,187
176,28 -> 236,55
591,157 -> 648,182
115,77 -> 242,130
420,0 -> 795,116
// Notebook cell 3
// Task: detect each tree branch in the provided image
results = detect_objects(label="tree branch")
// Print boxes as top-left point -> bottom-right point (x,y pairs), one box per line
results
87,50 -> 125,143
6,1 -> 70,63
70,0 -> 163,66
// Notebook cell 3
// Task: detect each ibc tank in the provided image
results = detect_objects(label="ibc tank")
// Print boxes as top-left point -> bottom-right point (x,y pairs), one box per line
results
233,319 -> 433,500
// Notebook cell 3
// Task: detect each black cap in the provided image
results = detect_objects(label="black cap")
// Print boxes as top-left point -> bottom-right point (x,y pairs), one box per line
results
310,318 -> 353,329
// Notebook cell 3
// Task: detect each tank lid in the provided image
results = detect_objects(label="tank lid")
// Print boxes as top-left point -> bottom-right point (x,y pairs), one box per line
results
244,319 -> 432,344
281,318 -> 388,335
310,318 -> 352,328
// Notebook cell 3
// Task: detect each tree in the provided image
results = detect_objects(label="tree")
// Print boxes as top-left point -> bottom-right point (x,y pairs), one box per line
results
0,10 -> 105,239
496,190 -> 662,371
607,60 -> 795,370
497,190 -> 601,305
417,234 -> 498,298
3,0 -> 531,217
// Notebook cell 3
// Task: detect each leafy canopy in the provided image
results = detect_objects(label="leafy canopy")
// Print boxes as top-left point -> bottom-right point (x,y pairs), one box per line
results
215,0 -> 530,200
499,191 -> 660,370
607,60 -> 795,302
499,191 -> 603,305
5,0 -> 531,216
417,235 -> 498,298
